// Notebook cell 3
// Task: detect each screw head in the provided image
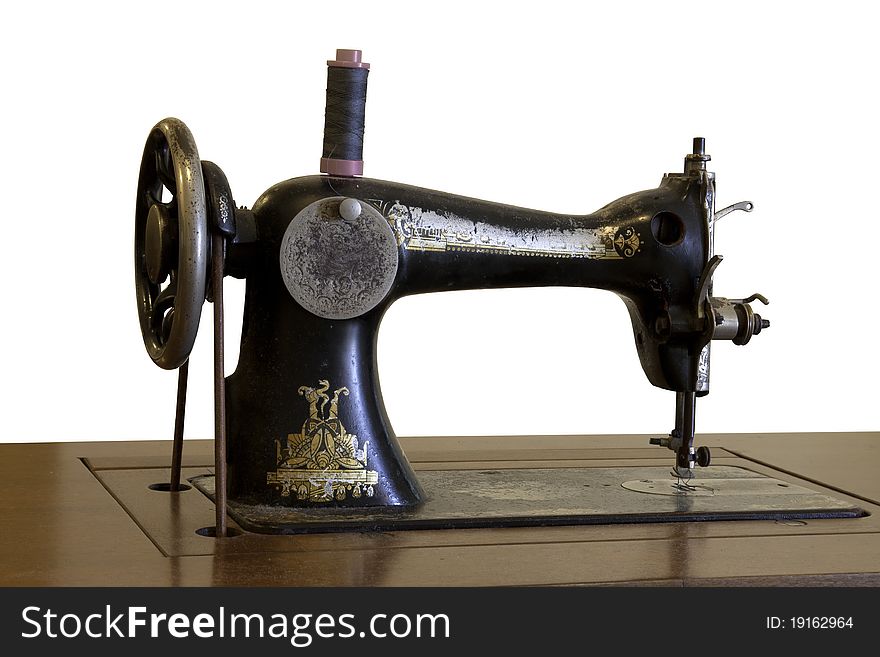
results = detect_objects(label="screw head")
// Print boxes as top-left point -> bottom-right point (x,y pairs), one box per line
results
696,446 -> 712,467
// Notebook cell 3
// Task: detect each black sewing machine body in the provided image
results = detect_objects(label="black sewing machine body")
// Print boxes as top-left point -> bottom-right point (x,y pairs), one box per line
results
134,51 -> 772,532
225,173 -> 713,507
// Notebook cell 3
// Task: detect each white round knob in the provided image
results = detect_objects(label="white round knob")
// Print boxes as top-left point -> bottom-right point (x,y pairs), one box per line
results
339,198 -> 362,221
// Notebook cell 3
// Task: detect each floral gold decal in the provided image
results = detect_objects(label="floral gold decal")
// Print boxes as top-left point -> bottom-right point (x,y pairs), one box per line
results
613,227 -> 641,258
267,380 -> 378,502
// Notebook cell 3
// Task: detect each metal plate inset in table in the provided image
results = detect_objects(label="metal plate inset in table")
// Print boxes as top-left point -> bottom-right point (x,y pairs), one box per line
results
189,466 -> 865,534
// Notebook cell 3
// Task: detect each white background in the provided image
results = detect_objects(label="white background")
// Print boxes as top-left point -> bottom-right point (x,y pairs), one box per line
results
1,1 -> 877,443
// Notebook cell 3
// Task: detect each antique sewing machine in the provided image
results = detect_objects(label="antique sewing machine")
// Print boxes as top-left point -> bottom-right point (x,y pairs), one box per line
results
131,50 -> 858,539
3,46 -> 878,590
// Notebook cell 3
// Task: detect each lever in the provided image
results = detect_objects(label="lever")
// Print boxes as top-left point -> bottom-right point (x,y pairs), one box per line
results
694,255 -> 723,318
715,201 -> 754,221
729,293 -> 769,306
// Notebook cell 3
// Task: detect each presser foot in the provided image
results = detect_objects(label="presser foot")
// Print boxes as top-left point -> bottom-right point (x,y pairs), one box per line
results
650,390 -> 711,474
649,435 -> 711,477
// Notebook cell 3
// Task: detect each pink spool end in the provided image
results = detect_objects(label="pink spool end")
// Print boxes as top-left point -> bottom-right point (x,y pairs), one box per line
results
327,49 -> 370,69
320,157 -> 364,177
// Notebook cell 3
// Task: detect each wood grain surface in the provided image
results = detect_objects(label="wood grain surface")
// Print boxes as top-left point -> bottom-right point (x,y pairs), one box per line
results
1,433 -> 878,586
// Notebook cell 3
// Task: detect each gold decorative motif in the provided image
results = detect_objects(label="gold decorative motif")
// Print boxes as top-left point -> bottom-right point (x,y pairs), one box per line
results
267,380 -> 378,502
613,227 -> 641,258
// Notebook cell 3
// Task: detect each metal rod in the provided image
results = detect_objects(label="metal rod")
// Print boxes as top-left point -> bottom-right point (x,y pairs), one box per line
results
169,359 -> 189,491
674,392 -> 684,434
212,233 -> 228,537
676,391 -> 696,470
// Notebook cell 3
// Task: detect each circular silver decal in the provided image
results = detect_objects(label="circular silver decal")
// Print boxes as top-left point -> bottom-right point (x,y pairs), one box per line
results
280,197 -> 399,320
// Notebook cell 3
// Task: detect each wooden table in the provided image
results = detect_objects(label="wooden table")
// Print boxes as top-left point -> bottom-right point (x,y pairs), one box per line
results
1,433 -> 878,586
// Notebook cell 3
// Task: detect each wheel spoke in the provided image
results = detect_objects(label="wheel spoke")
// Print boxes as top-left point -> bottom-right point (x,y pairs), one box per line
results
156,144 -> 176,192
151,281 -> 177,340
145,185 -> 163,207
154,281 -> 177,313
145,188 -> 178,216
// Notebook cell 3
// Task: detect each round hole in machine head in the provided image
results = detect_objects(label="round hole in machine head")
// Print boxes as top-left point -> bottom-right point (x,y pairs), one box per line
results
651,211 -> 684,246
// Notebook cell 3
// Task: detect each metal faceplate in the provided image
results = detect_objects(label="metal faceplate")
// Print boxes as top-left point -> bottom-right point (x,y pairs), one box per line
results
279,197 -> 399,320
190,466 -> 864,534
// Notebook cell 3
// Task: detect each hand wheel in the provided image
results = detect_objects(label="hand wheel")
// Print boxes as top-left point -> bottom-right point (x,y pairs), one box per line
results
134,118 -> 209,370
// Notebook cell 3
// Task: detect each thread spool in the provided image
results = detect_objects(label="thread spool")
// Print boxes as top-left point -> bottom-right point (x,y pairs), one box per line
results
320,49 -> 369,176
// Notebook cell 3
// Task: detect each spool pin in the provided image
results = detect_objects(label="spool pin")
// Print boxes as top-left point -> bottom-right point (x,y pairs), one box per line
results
320,49 -> 370,177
